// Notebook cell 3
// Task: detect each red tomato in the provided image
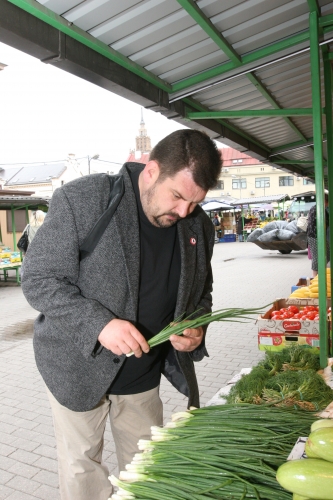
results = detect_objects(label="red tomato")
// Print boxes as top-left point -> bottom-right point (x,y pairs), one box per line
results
303,306 -> 316,312
301,315 -> 309,320
306,312 -> 317,320
279,308 -> 288,314
288,305 -> 299,314
314,315 -> 319,320
284,311 -> 295,318
293,313 -> 302,319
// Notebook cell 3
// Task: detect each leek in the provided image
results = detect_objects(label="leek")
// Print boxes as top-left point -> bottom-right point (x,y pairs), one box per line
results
110,404 -> 317,499
127,305 -> 268,356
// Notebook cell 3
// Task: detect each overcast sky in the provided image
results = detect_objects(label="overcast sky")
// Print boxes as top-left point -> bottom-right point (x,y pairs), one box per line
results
0,41 -> 191,173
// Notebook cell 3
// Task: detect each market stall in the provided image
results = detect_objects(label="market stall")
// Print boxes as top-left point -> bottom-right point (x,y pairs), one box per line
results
0,194 -> 49,285
230,194 -> 290,242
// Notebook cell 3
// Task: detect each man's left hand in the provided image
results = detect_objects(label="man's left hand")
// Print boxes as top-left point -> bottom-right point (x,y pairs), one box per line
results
169,326 -> 204,352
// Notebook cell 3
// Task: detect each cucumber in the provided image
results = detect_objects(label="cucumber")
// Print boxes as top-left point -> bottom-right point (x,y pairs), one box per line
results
311,419 -> 333,433
276,459 -> 333,500
308,428 -> 333,462
293,495 -> 315,500
305,439 -> 320,459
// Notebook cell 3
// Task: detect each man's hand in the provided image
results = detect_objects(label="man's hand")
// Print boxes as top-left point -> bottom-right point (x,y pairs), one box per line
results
169,326 -> 204,352
98,319 -> 149,358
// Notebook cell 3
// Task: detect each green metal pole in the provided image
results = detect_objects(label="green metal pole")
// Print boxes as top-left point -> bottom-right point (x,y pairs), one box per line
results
310,11 -> 329,367
11,205 -> 17,250
323,49 -> 333,356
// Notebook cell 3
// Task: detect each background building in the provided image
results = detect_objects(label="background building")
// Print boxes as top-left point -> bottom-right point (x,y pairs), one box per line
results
208,148 -> 315,201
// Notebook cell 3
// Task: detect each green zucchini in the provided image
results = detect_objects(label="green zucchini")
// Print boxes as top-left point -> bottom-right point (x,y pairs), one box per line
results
311,419 -> 333,433
308,428 -> 333,462
293,494 -> 317,500
305,439 -> 320,459
276,459 -> 333,500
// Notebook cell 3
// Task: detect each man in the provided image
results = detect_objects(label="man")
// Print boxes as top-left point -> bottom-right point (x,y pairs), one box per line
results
22,129 -> 222,500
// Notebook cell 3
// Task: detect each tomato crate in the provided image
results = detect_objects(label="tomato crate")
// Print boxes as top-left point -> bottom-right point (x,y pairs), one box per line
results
257,298 -> 328,336
258,332 -> 320,351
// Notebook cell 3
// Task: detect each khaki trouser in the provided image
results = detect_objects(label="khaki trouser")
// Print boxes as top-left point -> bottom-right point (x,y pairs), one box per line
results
46,386 -> 163,500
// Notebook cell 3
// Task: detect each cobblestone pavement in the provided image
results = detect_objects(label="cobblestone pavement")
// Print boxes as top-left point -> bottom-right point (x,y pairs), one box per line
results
0,242 -> 310,499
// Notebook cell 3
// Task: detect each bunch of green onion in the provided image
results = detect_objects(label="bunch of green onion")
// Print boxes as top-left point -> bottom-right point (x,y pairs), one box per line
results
109,403 -> 317,499
127,305 -> 268,357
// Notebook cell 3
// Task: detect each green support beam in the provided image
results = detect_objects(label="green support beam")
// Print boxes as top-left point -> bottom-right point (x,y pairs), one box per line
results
170,31 -> 310,93
183,97 -> 271,153
187,109 -> 318,119
176,0 -> 310,143
176,0 -> 241,63
310,10 -> 329,367
323,49 -> 333,356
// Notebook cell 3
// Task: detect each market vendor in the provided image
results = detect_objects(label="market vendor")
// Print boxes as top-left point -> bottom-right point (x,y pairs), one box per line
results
21,129 -> 222,500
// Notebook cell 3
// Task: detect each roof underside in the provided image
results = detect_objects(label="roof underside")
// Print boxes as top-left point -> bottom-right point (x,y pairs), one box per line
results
1,0 -> 332,181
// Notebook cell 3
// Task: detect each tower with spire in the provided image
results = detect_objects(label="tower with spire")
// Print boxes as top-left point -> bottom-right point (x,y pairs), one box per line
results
135,108 -> 152,153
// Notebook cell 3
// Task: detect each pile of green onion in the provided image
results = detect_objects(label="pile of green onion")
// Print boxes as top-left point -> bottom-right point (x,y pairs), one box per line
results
127,306 -> 268,356
109,403 -> 317,499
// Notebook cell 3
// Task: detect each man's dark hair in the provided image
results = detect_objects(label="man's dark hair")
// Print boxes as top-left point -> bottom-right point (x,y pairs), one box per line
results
149,129 -> 222,191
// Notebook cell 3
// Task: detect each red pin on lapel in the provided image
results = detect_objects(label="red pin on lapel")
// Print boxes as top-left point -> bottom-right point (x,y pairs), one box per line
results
190,237 -> 196,245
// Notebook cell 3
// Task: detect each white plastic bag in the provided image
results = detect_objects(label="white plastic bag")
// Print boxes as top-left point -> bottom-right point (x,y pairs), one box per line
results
296,215 -> 308,232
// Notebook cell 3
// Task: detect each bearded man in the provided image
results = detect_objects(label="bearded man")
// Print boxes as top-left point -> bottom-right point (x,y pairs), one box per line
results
22,129 -> 222,500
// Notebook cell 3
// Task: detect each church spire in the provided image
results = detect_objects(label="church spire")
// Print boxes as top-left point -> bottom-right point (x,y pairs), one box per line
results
136,109 -> 152,153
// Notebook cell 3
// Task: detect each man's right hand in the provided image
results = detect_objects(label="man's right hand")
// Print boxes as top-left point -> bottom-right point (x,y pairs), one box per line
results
98,319 -> 149,358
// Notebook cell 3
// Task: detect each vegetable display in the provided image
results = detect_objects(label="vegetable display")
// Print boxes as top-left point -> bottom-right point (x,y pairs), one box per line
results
276,418 -> 333,500
110,404 -> 318,500
269,304 -> 329,321
289,268 -> 331,299
276,459 -> 333,500
224,347 -> 333,411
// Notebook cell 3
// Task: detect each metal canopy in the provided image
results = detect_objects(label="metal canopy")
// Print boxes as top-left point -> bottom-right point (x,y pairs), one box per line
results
1,0 -> 332,362
0,0 -> 332,181
230,194 -> 290,206
0,196 -> 50,210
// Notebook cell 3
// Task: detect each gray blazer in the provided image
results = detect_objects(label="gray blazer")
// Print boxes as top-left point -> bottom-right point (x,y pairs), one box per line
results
22,163 -> 215,411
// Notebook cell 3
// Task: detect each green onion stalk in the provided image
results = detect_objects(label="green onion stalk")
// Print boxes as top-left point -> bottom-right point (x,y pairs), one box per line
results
127,305 -> 269,357
109,403 -> 317,499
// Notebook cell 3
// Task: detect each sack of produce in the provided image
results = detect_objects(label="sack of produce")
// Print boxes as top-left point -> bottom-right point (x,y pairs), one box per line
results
247,228 -> 264,242
276,229 -> 295,241
262,220 -> 288,233
285,219 -> 300,234
257,229 -> 279,242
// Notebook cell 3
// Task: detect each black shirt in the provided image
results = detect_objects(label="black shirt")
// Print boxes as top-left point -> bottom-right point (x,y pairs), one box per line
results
108,167 -> 181,394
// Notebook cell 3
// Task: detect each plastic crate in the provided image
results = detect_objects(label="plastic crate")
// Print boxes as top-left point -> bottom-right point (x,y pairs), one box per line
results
219,234 -> 236,243
223,234 -> 236,242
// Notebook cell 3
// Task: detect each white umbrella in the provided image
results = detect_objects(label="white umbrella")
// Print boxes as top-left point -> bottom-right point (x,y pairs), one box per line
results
202,201 -> 232,211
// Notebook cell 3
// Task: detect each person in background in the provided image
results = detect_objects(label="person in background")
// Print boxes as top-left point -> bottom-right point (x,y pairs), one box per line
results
307,193 -> 330,277
21,129 -> 222,500
27,210 -> 46,245
237,214 -> 244,242
212,213 -> 221,238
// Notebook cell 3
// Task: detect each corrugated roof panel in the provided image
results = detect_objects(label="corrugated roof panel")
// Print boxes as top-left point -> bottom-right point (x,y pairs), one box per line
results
88,1 -> 179,46
63,1 -> 140,32
23,0 -> 332,179
37,0 -> 79,14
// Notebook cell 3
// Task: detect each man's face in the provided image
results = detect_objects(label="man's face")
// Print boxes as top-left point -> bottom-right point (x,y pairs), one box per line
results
140,167 -> 206,228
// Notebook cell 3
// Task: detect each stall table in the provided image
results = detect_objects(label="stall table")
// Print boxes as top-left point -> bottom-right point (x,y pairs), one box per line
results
0,262 -> 22,285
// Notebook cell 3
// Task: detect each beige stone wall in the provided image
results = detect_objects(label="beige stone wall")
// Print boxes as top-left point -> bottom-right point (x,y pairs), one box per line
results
208,163 -> 315,200
0,211 -> 25,250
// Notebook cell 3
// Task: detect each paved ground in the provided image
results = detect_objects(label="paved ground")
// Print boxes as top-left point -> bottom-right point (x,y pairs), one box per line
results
0,241 -> 311,499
